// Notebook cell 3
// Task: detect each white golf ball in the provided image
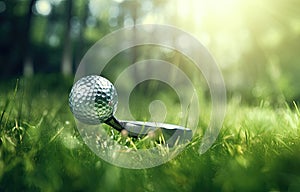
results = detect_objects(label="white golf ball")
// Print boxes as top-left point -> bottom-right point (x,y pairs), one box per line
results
69,75 -> 118,124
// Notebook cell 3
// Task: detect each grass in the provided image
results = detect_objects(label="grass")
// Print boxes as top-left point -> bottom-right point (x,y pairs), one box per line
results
0,75 -> 300,191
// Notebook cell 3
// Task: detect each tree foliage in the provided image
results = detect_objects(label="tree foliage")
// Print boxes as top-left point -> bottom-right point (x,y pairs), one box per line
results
0,0 -> 300,102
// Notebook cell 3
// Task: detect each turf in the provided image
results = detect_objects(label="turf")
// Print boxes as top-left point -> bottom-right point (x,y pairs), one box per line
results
0,75 -> 300,192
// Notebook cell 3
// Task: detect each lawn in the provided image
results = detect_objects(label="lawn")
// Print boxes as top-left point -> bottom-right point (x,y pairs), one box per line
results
1,75 -> 300,192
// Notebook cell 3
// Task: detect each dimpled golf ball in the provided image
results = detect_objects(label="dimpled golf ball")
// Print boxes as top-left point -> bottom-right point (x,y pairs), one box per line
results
69,75 -> 118,125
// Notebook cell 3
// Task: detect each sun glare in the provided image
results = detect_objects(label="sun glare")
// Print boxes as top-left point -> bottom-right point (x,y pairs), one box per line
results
163,0 -> 291,69
35,0 -> 51,16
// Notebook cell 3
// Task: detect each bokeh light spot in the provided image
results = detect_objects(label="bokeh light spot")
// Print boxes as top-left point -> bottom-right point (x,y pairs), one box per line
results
35,0 -> 51,16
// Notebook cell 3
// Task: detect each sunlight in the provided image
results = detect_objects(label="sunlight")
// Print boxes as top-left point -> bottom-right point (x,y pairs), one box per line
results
35,0 -> 51,16
170,0 -> 279,69
182,0 -> 246,30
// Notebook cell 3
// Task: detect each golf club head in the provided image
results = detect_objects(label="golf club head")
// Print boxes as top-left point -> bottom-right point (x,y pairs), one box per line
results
119,120 -> 193,147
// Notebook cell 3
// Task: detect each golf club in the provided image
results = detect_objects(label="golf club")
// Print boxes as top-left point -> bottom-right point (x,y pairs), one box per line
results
69,75 -> 193,146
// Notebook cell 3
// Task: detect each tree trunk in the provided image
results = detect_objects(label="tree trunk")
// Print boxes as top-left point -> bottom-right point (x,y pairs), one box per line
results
75,2 -> 89,69
61,0 -> 73,76
23,0 -> 36,77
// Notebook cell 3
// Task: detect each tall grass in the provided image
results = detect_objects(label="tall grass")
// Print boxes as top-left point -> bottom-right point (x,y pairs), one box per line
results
0,75 -> 300,191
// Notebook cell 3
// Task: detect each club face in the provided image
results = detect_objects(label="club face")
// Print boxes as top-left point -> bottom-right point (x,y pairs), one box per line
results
119,120 -> 193,146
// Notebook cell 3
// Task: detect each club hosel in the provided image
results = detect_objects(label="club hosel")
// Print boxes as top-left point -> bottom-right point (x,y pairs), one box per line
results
104,116 -> 125,132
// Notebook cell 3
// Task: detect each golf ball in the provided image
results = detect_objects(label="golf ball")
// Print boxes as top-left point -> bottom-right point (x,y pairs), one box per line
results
69,75 -> 118,125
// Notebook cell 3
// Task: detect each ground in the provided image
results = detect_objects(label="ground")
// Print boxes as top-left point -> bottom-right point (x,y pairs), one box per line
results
0,75 -> 300,192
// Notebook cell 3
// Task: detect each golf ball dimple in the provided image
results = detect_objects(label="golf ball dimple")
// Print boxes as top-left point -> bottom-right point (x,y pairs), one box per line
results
69,75 -> 118,125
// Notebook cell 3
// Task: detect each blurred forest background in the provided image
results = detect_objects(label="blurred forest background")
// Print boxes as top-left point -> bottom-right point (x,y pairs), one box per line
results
1,0 -> 300,104
1,1 -> 300,191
